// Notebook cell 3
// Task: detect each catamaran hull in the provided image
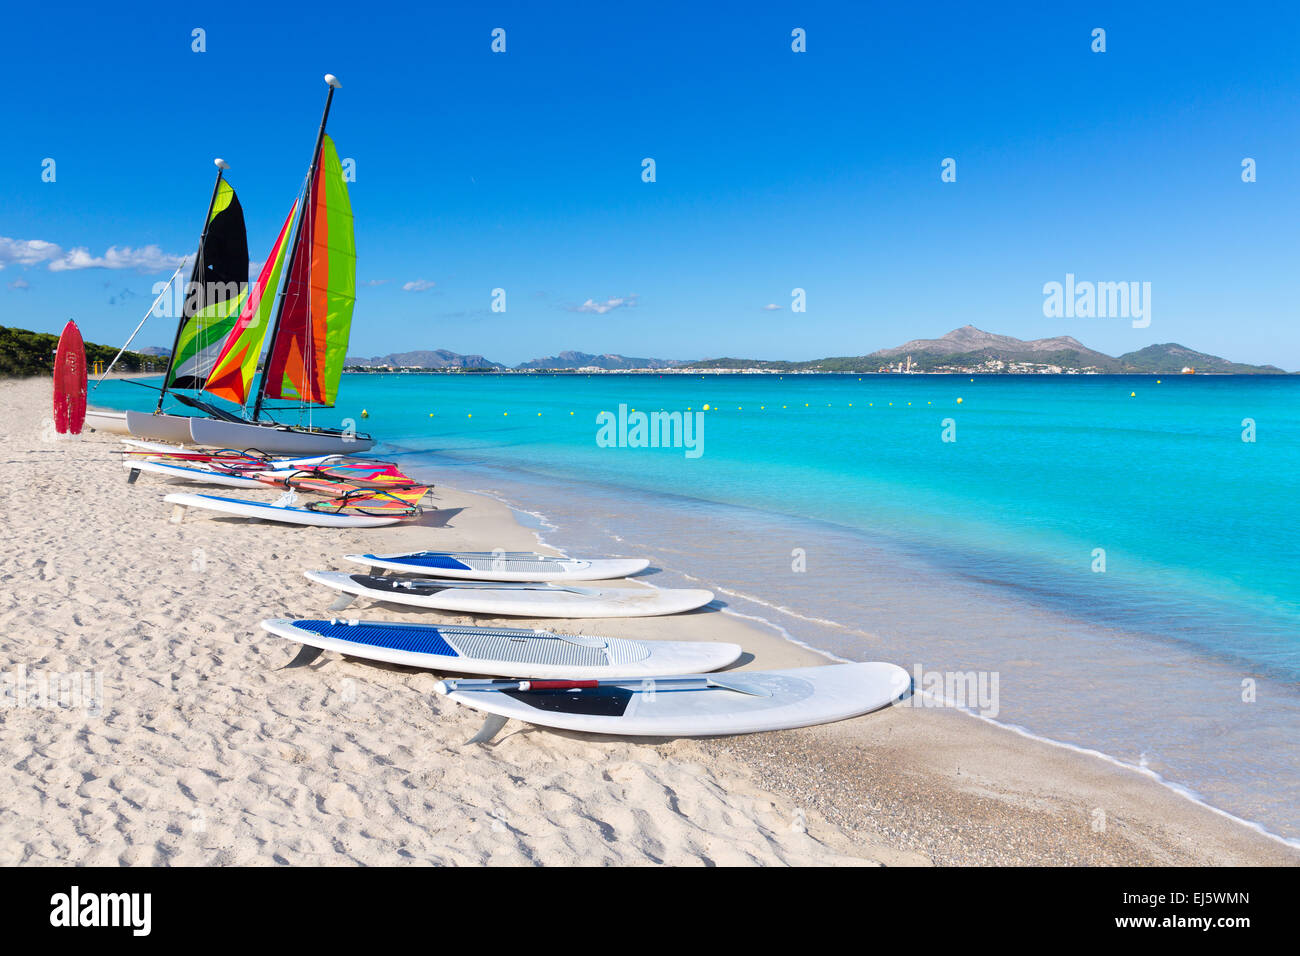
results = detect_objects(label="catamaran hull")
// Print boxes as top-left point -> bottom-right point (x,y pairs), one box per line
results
188,417 -> 374,454
85,407 -> 131,435
125,410 -> 196,445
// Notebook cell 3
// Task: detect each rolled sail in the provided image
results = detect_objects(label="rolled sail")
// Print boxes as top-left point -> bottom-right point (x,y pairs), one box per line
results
166,179 -> 250,390
203,199 -> 299,405
262,134 -> 356,406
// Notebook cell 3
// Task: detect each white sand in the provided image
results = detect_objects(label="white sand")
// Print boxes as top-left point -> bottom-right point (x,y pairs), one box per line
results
0,378 -> 920,865
2,376 -> 1293,866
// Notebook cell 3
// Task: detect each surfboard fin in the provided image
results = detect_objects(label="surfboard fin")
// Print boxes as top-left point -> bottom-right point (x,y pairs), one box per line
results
328,594 -> 356,612
126,467 -> 140,484
466,713 -> 508,745
284,645 -> 325,669
705,677 -> 772,698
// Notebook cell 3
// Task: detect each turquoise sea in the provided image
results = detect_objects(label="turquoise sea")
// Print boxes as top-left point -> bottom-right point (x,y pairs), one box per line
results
96,372 -> 1300,841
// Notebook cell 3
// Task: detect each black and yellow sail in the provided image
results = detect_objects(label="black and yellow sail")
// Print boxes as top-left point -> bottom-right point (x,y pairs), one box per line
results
164,178 -> 249,390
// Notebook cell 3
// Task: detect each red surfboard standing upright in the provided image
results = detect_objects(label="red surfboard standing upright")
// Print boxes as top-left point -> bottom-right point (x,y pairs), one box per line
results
53,320 -> 88,434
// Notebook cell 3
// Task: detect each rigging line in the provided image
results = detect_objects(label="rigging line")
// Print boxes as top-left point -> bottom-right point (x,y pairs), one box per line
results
93,260 -> 187,388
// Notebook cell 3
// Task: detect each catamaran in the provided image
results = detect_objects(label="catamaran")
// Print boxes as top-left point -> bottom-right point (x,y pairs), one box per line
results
111,74 -> 373,454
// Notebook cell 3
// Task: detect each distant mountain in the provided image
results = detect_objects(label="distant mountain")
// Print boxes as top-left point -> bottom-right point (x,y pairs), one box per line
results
137,346 -> 171,357
1114,343 -> 1284,375
340,328 -> 1288,375
874,325 -> 1114,363
515,350 -> 685,370
346,349 -> 504,369
693,326 -> 1286,374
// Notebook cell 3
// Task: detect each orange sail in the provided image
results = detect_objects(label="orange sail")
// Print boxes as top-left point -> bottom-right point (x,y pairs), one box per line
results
261,134 -> 355,406
204,199 -> 299,405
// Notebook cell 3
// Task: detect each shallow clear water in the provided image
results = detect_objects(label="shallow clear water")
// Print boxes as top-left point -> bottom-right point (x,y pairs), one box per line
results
96,372 -> 1300,840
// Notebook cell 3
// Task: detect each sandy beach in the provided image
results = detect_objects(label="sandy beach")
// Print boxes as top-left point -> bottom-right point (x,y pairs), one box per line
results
1,376 -> 1295,866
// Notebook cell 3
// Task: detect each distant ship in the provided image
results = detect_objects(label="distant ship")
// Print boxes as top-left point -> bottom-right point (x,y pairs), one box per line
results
1181,366 -> 1196,374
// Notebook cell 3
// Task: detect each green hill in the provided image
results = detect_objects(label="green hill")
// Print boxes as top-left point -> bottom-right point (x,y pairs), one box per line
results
0,325 -> 163,378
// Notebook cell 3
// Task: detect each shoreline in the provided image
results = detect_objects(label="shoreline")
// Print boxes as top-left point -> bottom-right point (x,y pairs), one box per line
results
455,476 -> 1300,859
4,376 -> 1297,865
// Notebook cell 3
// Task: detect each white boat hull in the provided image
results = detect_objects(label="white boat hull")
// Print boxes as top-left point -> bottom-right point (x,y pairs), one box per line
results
85,407 -> 131,435
125,410 -> 195,444
189,416 -> 374,454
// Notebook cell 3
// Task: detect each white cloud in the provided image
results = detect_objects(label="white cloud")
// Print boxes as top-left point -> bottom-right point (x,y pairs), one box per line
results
8,277 -> 31,290
49,244 -> 184,273
0,237 -> 61,268
762,303 -> 782,311
573,294 -> 639,315
402,279 -> 436,292
0,235 -> 185,273
364,279 -> 389,287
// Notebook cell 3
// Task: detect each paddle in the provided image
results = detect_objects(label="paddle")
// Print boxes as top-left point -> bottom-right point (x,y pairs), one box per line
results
437,675 -> 771,697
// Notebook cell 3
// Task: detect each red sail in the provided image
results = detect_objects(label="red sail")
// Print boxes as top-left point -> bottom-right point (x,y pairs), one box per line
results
261,135 -> 354,405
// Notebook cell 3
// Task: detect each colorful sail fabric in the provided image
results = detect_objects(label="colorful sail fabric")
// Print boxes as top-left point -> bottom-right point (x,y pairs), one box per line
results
262,134 -> 356,406
203,199 -> 299,404
254,462 -> 424,496
166,180 -> 250,390
305,485 -> 427,516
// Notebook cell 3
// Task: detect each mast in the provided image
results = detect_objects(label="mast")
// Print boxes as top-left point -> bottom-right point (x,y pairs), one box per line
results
253,73 -> 342,421
156,158 -> 230,413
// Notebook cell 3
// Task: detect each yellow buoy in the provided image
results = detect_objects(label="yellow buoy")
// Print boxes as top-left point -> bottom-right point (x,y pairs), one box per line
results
956,398 -> 963,404
1130,391 -> 1136,397
703,404 -> 710,411
361,409 -> 369,418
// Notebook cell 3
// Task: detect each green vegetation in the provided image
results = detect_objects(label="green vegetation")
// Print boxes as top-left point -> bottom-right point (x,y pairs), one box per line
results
0,325 -> 163,378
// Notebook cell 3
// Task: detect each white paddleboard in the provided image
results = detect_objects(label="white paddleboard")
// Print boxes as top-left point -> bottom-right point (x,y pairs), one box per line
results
164,492 -> 407,528
261,618 -> 741,679
306,570 -> 715,618
346,551 -> 650,582
123,438 -> 197,454
123,440 -> 342,468
126,458 -> 265,488
434,662 -> 912,737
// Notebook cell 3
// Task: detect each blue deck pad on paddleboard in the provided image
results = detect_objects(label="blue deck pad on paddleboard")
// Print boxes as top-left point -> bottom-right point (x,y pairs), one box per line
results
368,555 -> 473,571
260,618 -> 743,679
347,551 -> 650,582
292,619 -> 459,657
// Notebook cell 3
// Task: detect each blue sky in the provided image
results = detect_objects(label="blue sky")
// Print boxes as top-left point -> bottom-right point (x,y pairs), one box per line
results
3,1 -> 1298,367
